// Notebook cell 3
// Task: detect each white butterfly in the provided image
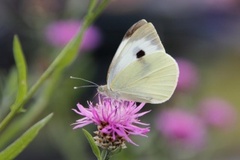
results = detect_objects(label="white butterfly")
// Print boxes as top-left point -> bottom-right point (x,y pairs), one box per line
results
98,19 -> 179,104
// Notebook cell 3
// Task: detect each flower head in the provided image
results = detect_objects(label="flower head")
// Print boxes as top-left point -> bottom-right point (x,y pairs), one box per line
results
72,95 -> 150,149
198,98 -> 236,129
156,108 -> 206,149
45,20 -> 102,51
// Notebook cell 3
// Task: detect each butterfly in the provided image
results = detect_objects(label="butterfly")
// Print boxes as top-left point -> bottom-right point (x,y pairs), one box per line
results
97,19 -> 179,104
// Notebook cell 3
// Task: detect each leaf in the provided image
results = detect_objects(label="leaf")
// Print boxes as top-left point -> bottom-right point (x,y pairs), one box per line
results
51,29 -> 84,70
0,113 -> 53,160
10,0 -> 110,104
24,20 -> 88,103
0,72 -> 61,148
82,129 -> 102,160
12,35 -> 28,111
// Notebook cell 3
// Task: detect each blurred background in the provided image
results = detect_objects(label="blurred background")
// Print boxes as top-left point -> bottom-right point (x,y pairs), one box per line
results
0,0 -> 240,159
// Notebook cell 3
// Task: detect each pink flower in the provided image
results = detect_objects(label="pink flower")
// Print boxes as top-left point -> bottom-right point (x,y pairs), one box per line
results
176,58 -> 199,91
45,20 -> 101,51
198,98 -> 236,129
156,109 -> 206,149
72,95 -> 150,149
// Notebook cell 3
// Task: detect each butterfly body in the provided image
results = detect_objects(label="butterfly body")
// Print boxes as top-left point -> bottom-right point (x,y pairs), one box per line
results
98,19 -> 179,104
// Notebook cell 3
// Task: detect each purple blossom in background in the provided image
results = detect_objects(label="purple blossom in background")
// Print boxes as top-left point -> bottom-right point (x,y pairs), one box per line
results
45,20 -> 102,51
176,58 -> 199,91
156,109 -> 206,149
198,98 -> 236,129
72,95 -> 150,149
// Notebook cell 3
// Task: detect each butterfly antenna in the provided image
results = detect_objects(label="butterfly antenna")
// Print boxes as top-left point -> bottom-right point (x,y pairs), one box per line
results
70,76 -> 99,90
70,76 -> 99,87
73,85 -> 98,89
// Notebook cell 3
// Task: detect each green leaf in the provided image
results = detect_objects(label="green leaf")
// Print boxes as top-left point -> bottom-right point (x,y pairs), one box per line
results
12,35 -> 28,111
23,20 -> 87,106
82,129 -> 102,160
51,28 -> 85,70
0,72 -> 61,149
0,0 -> 111,134
0,113 -> 53,160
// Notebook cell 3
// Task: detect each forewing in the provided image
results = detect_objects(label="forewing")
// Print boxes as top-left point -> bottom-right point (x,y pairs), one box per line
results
110,53 -> 179,104
107,19 -> 165,86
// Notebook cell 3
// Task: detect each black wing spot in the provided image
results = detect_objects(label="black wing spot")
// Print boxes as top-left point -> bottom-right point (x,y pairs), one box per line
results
136,50 -> 145,59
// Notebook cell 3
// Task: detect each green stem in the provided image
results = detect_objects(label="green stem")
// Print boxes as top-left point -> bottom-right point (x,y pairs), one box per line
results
88,0 -> 110,25
101,150 -> 110,160
0,70 -> 61,149
0,0 -> 110,133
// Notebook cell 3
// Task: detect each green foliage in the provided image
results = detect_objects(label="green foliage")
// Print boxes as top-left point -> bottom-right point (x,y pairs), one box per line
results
83,129 -> 102,160
0,0 -> 110,159
12,35 -> 28,112
0,113 -> 53,160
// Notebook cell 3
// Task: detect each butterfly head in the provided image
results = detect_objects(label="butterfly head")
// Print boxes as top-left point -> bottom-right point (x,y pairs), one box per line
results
97,85 -> 107,93
97,85 -> 120,100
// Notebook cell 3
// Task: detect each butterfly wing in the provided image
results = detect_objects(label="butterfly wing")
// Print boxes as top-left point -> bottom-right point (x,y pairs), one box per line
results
107,19 -> 165,87
109,52 -> 179,104
105,19 -> 179,103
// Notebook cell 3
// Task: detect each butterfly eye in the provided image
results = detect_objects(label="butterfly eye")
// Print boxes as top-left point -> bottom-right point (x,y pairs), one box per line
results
136,50 -> 145,59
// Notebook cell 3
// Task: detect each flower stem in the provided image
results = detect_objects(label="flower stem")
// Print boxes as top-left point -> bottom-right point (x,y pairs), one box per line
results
0,0 -> 110,133
101,150 -> 111,160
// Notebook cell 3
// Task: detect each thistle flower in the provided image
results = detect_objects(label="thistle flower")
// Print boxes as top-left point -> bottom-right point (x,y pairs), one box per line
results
156,108 -> 206,149
176,58 -> 199,91
72,95 -> 150,150
45,20 -> 102,51
198,98 -> 236,129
